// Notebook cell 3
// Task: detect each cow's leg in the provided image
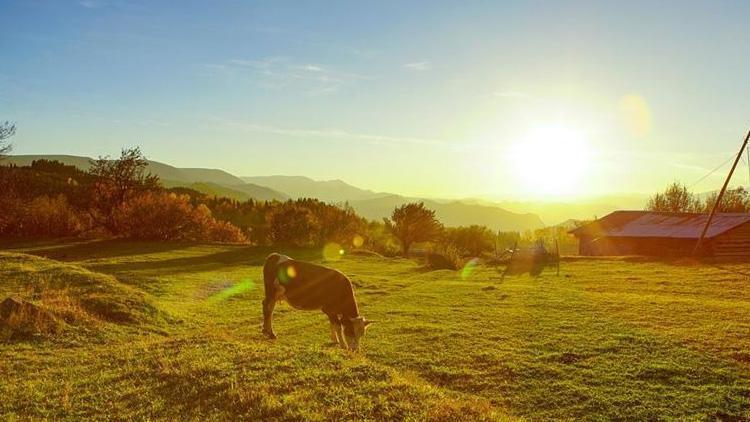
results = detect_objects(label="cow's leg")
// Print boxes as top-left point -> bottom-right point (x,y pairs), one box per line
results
262,298 -> 277,339
262,280 -> 279,340
263,279 -> 287,339
326,313 -> 346,347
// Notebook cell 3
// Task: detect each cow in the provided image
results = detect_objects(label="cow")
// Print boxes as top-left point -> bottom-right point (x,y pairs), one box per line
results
261,253 -> 373,351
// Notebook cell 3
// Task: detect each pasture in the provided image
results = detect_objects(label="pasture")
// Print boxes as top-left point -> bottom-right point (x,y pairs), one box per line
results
1,240 -> 750,420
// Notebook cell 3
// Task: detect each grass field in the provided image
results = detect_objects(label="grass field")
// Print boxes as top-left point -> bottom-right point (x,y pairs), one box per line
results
1,239 -> 750,420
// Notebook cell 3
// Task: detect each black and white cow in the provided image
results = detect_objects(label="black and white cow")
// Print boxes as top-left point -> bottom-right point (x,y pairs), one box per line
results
261,253 -> 373,351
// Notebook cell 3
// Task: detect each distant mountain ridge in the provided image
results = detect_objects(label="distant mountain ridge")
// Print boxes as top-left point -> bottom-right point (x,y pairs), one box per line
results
240,176 -> 543,230
241,175 -> 387,202
4,155 -> 246,185
2,154 -> 544,231
348,195 -> 544,232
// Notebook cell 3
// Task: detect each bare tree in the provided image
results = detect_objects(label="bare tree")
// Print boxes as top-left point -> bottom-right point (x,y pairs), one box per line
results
703,186 -> 750,213
646,182 -> 702,213
0,121 -> 17,158
88,147 -> 160,232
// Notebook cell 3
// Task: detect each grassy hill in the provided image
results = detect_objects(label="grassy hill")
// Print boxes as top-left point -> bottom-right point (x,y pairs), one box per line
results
1,239 -> 749,419
0,252 -> 164,342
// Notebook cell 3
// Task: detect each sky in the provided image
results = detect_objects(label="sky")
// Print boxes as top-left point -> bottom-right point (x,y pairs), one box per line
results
2,0 -> 750,200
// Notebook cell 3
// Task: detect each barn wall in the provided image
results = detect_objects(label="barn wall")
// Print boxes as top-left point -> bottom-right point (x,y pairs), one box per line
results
577,236 -> 697,257
711,222 -> 750,259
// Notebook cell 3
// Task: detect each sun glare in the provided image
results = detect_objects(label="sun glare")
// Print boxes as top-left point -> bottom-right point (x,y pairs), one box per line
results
510,126 -> 591,197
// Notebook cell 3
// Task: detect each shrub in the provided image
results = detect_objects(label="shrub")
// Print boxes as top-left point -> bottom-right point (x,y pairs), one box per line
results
443,225 -> 495,257
114,192 -> 246,242
206,219 -> 247,243
0,190 -> 24,235
22,195 -> 88,237
362,220 -> 401,257
0,194 -> 87,237
425,243 -> 465,270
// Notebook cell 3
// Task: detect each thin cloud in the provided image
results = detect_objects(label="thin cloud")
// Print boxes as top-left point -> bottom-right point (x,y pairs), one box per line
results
403,61 -> 431,71
209,57 -> 368,95
209,117 -> 448,148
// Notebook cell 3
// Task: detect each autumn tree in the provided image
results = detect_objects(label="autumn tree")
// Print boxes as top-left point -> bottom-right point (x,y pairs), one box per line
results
703,186 -> 750,213
645,182 -> 702,213
267,203 -> 319,246
385,202 -> 442,257
0,121 -> 17,158
88,147 -> 160,232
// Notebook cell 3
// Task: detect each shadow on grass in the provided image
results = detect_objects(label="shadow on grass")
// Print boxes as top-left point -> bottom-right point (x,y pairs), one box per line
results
0,238 -> 197,262
87,246 -> 325,275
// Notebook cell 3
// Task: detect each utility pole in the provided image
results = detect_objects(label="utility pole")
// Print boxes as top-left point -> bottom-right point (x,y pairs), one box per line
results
693,128 -> 750,256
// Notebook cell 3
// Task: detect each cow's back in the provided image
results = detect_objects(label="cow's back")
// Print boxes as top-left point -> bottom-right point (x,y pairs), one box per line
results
277,259 -> 353,312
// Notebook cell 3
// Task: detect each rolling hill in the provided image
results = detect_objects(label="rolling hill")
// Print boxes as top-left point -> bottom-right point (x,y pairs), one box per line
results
241,175 -> 387,202
160,181 -> 289,202
349,195 -> 544,231
2,154 -> 544,230
3,155 -> 246,186
242,176 -> 544,230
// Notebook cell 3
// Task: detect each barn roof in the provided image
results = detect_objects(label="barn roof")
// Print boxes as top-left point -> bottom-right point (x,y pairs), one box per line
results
569,210 -> 750,239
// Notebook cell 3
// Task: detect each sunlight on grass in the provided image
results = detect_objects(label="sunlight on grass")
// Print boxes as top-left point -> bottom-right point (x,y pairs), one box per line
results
2,241 -> 750,419
207,278 -> 256,303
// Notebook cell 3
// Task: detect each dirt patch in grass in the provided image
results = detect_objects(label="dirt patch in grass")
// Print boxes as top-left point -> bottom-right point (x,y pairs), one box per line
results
0,296 -> 64,341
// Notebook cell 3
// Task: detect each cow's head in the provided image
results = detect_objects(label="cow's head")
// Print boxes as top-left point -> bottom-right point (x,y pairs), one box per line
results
345,316 -> 374,352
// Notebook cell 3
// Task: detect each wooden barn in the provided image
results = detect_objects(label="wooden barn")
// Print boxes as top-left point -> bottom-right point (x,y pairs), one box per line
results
569,210 -> 750,258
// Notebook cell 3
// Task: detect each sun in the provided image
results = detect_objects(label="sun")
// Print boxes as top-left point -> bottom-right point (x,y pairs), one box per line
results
509,125 -> 591,197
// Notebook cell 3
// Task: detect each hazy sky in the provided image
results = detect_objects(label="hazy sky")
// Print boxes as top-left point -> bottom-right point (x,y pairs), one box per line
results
2,1 -> 749,199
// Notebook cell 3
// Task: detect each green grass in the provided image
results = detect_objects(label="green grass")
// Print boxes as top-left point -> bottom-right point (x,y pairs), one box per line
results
1,240 -> 750,420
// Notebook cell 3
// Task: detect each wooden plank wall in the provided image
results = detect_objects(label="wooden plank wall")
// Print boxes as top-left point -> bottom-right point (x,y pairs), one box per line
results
712,222 -> 750,258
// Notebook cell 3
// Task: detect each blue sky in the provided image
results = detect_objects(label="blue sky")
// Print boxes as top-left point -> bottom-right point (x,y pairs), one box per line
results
2,1 -> 749,199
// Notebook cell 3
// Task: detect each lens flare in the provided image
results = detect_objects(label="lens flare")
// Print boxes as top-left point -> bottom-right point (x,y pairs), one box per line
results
461,258 -> 480,280
278,265 -> 296,284
207,278 -> 256,303
352,235 -> 364,248
620,94 -> 652,138
323,242 -> 344,261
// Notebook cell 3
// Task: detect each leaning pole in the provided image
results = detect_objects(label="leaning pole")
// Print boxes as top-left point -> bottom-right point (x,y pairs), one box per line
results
692,128 -> 750,256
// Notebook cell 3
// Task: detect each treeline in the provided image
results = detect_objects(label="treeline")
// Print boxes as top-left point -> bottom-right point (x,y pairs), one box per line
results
646,182 -> 750,213
0,152 -> 246,242
0,148 -> 575,262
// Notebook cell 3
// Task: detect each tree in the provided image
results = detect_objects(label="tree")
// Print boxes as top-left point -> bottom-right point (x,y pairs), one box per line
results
385,202 -> 442,257
646,182 -> 702,213
443,225 -> 495,256
267,203 -> 319,246
0,121 -> 17,158
88,147 -> 159,232
702,186 -> 750,213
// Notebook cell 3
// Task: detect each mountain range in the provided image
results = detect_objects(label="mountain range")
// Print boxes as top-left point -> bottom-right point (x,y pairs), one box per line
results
3,154 -> 579,231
